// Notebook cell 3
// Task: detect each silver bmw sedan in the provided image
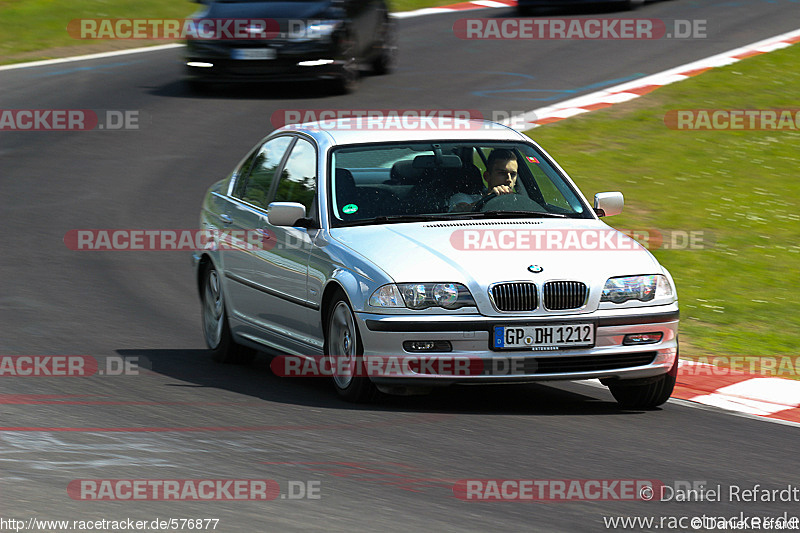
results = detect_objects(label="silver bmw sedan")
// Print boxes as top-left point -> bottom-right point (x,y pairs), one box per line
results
193,118 -> 679,408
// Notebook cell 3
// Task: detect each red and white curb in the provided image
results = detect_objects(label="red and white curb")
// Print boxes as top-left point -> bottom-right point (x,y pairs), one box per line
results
393,0 -> 516,19
672,361 -> 800,424
501,27 -> 800,129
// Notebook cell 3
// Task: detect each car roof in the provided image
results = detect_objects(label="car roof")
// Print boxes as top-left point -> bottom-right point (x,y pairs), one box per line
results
274,118 -> 530,146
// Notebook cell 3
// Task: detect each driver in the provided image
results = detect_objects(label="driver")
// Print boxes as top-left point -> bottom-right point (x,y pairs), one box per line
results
448,149 -> 518,212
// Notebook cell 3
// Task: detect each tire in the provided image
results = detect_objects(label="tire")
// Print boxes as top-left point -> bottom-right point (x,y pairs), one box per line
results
325,292 -> 378,402
607,371 -> 675,409
201,264 -> 254,365
330,34 -> 360,95
371,19 -> 397,75
185,77 -> 212,94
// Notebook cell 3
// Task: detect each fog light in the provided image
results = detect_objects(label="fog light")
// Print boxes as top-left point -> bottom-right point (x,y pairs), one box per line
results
403,340 -> 452,353
187,62 -> 214,68
298,59 -> 335,67
623,332 -> 663,346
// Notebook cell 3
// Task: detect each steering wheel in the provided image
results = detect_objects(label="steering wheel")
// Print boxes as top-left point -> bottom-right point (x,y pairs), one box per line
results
471,193 -> 498,212
473,192 -> 545,213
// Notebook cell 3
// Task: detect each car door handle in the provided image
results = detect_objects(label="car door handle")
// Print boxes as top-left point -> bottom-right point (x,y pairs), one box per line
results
257,228 -> 272,240
220,214 -> 233,224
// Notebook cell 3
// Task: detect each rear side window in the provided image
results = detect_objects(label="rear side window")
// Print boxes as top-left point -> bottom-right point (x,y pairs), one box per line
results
235,136 -> 293,209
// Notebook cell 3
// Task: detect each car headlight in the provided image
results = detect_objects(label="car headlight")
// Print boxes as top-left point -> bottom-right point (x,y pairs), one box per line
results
369,283 -> 476,310
288,20 -> 340,41
601,275 -> 674,304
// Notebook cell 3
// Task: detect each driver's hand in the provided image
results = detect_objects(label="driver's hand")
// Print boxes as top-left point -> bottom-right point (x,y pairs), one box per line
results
488,185 -> 514,196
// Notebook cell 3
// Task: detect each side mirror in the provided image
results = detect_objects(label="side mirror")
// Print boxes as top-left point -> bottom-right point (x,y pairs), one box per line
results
268,202 -> 307,227
593,192 -> 624,217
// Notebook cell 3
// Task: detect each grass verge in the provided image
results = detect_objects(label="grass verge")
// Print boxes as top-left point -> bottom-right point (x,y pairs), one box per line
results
526,42 -> 800,361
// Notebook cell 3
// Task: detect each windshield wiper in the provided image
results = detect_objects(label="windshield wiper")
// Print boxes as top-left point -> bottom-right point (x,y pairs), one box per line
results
337,214 -> 444,227
476,210 -> 568,218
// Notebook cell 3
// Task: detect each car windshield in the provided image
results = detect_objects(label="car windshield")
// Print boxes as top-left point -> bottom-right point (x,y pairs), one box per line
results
329,141 -> 592,226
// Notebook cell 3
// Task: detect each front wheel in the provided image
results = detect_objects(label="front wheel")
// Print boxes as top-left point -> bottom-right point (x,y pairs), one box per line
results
371,18 -> 397,75
201,264 -> 253,364
330,34 -> 360,94
607,372 -> 675,409
325,293 -> 378,402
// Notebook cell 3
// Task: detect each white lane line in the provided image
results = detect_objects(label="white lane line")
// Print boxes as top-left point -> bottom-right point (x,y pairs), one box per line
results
0,44 -> 183,72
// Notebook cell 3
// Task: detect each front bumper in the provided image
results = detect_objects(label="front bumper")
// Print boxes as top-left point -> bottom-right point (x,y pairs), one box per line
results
185,39 -> 345,82
354,306 -> 679,385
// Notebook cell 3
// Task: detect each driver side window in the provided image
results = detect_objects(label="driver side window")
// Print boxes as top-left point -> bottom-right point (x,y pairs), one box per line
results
235,136 -> 293,209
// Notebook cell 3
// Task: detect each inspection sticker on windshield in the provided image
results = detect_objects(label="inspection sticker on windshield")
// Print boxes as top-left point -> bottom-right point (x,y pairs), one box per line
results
231,48 -> 276,60
493,324 -> 594,350
342,204 -> 359,215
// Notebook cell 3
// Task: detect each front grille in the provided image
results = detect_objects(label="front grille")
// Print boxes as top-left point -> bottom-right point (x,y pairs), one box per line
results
490,282 -> 538,312
543,281 -> 588,310
482,352 -> 658,375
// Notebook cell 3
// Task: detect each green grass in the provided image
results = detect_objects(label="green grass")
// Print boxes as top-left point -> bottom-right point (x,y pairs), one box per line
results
389,0 -> 464,12
1,0 -> 197,62
526,43 -> 800,357
0,0 -> 457,64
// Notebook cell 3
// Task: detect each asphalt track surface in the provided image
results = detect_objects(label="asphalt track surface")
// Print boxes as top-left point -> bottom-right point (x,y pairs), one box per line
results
2,0 -> 800,531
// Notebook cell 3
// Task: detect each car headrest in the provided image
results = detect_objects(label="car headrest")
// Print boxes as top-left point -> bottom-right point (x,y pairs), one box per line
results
411,154 -> 463,169
335,168 -> 357,200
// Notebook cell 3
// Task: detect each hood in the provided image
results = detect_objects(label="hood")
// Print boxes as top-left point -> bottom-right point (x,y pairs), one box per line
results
330,218 -> 661,288
202,0 -> 335,21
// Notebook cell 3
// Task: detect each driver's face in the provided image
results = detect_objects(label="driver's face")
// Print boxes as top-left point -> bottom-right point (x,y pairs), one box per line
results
485,159 -> 518,190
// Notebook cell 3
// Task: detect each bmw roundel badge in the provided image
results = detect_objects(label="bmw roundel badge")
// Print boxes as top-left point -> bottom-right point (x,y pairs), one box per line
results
527,265 -> 543,273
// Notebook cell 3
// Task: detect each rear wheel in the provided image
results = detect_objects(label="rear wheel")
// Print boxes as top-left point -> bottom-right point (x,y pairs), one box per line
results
201,264 -> 254,364
325,292 -> 378,402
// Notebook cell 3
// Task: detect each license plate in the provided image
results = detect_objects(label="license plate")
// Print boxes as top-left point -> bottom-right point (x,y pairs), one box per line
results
231,48 -> 276,60
493,324 -> 594,350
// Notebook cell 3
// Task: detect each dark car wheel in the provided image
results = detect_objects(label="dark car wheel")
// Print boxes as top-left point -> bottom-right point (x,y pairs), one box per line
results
330,34 -> 360,95
201,264 -> 254,364
371,18 -> 397,75
325,291 -> 378,402
607,372 -> 676,409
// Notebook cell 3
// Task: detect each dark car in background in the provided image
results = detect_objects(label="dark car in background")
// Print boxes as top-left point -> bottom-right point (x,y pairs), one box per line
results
185,0 -> 396,93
